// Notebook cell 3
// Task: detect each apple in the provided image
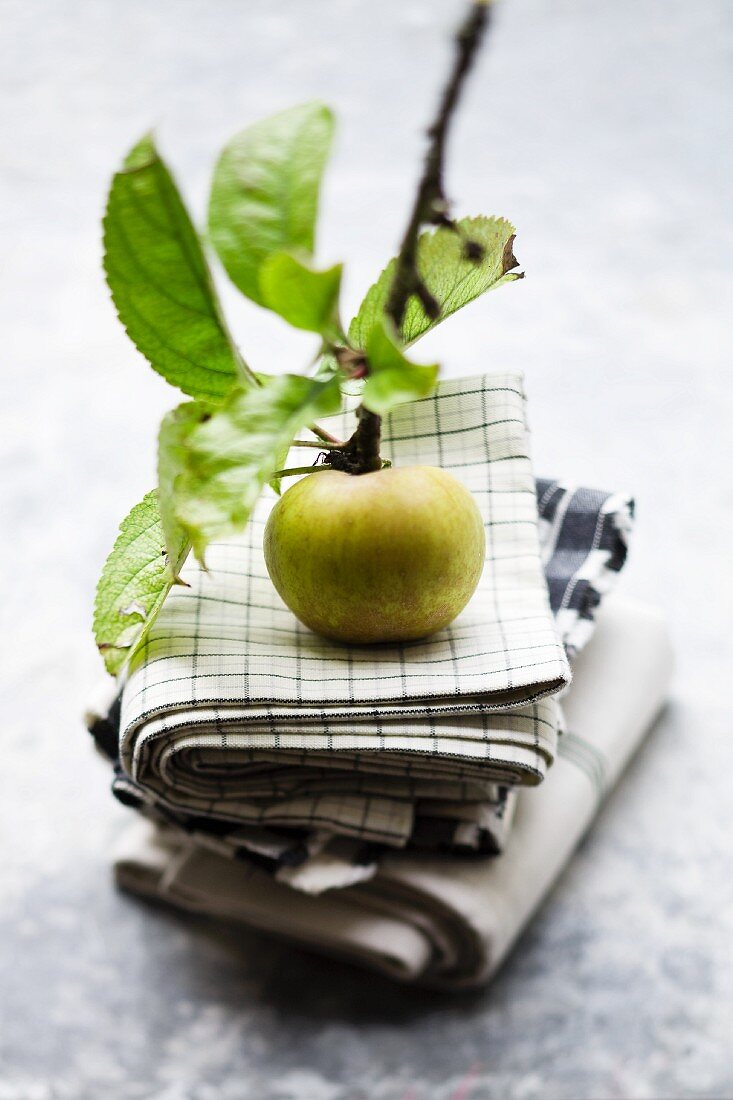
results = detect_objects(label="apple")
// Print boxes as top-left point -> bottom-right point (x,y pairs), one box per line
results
263,465 -> 485,644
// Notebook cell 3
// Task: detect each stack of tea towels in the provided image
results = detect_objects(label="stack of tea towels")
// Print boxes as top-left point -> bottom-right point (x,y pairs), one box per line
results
87,372 -> 672,987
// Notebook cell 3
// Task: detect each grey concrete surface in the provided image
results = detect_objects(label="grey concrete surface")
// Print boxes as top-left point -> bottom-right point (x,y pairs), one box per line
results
1,0 -> 732,1096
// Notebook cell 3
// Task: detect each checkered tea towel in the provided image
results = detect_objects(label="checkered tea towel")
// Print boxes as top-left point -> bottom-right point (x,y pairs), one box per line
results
115,375 -> 569,832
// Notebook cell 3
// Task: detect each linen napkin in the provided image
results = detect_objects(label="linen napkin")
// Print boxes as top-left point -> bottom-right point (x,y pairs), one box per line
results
113,597 -> 672,987
115,374 -> 570,851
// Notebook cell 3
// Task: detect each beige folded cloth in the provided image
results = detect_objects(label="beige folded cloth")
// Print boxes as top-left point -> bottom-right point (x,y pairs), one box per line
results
114,596 -> 672,986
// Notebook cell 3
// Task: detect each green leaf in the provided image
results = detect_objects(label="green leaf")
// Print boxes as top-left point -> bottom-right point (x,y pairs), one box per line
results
361,320 -> 439,416
103,134 -> 252,402
208,102 -> 335,308
313,351 -> 345,382
159,374 -> 342,563
268,436 -> 292,497
349,216 -> 523,349
157,401 -> 209,568
93,491 -> 190,676
260,252 -> 342,335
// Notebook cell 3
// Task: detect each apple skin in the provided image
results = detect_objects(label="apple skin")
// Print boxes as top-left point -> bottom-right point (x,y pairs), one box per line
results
263,465 -> 485,644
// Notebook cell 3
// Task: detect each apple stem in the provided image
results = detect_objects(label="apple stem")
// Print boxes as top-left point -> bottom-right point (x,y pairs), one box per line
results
322,406 -> 383,475
350,407 -> 383,473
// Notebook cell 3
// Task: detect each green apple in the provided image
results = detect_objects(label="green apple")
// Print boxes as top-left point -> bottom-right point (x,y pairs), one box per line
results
263,465 -> 485,644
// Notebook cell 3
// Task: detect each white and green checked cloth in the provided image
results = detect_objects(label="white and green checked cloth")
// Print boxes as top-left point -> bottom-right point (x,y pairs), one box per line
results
117,374 -> 569,846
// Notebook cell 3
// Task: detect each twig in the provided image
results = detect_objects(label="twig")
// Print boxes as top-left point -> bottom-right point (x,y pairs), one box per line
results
308,422 -> 343,446
385,0 -> 491,332
338,0 -> 492,472
292,439 -> 343,449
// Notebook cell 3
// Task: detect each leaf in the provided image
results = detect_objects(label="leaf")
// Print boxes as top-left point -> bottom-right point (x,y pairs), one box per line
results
361,320 -> 439,416
157,401 -> 209,568
349,216 -> 523,349
208,102 -> 335,308
268,436 -> 292,497
159,374 -> 342,563
260,252 -> 342,335
93,491 -> 190,676
313,351 -> 340,381
103,134 -> 253,401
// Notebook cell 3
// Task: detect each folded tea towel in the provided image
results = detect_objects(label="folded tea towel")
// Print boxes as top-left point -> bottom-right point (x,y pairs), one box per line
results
537,478 -> 634,657
115,375 -> 570,843
114,596 -> 672,987
88,467 -> 633,871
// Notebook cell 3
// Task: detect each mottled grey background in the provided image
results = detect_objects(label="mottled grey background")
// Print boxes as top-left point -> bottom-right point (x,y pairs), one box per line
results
1,0 -> 732,1097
